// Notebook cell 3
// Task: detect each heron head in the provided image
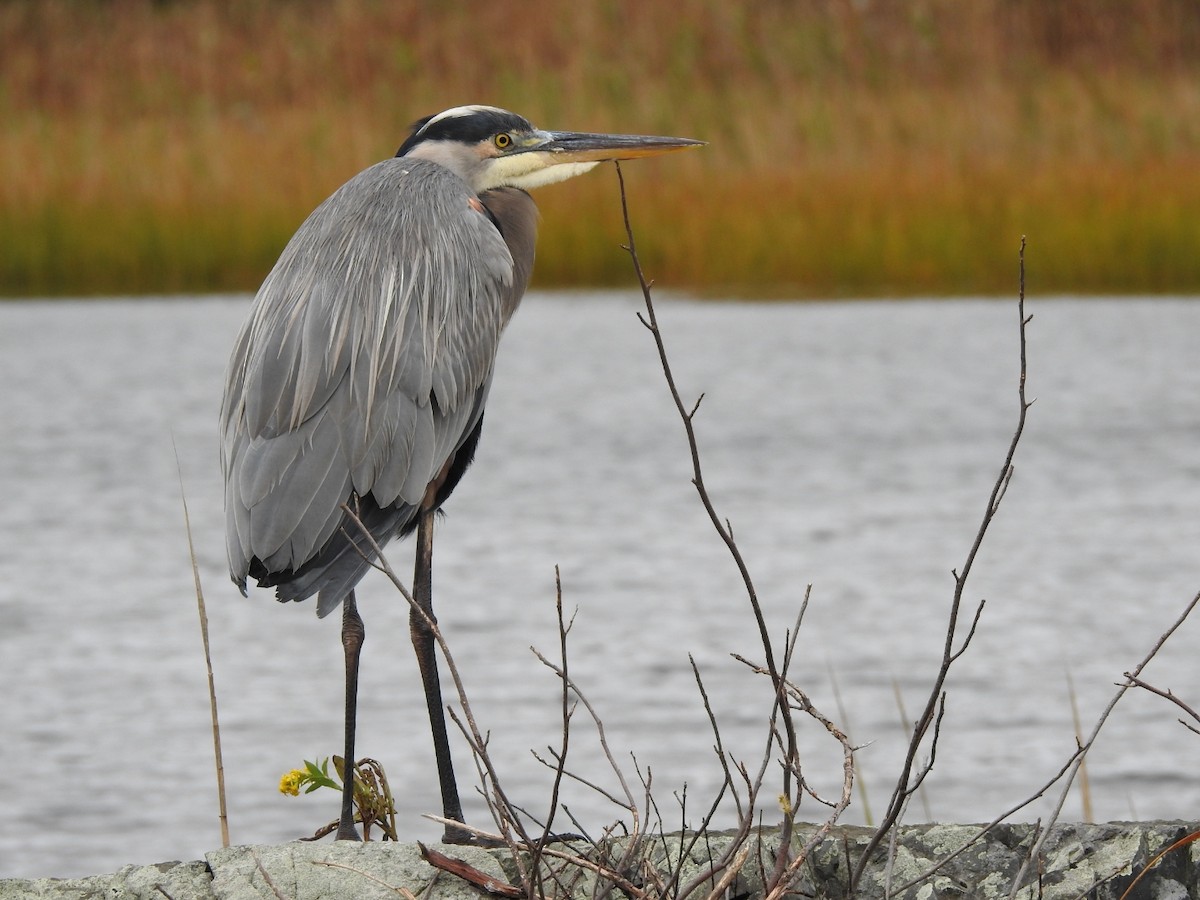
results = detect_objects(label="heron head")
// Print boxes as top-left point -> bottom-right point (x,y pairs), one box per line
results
397,105 -> 703,193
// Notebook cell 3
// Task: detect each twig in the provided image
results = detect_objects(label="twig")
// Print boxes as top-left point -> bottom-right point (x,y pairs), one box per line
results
851,235 -> 1034,893
528,566 -> 572,897
421,814 -> 505,844
310,859 -> 420,898
889,678 -> 929,822
830,663 -> 872,826
615,157 -> 811,896
701,842 -> 751,900
250,848 -> 288,900
689,655 -> 742,820
728,653 -> 856,898
1006,588 -> 1200,897
524,844 -> 650,897
887,744 -> 1085,895
614,161 -> 797,767
339,503 -> 536,853
529,749 -> 630,810
530,650 -> 641,821
173,439 -> 229,849
1124,673 -> 1200,734
674,659 -> 747,900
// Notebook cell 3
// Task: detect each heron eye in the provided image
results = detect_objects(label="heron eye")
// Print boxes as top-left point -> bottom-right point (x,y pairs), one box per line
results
493,133 -> 512,150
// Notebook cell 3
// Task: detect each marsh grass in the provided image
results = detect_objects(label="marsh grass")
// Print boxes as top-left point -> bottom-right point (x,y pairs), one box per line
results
3,0 -> 1200,295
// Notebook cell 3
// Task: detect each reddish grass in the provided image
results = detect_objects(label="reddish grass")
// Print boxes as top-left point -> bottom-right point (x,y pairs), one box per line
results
2,0 -> 1199,295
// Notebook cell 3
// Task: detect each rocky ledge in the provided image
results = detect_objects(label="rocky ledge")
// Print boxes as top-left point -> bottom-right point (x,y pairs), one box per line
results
2,821 -> 1196,899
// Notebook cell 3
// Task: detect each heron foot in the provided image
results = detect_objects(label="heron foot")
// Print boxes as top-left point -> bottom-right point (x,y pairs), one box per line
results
441,822 -> 485,846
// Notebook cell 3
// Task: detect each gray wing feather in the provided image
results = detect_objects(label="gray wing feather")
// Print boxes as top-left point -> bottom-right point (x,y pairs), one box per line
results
221,158 -> 515,596
241,411 -> 351,568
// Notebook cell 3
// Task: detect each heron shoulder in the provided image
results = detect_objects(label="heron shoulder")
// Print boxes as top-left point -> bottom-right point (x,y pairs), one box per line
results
221,156 -> 523,587
300,158 -> 513,261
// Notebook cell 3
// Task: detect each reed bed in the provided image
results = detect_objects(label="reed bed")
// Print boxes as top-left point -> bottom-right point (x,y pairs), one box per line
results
3,0 -> 1199,296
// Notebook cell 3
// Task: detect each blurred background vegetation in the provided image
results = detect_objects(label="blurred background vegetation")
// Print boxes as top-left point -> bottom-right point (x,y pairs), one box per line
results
2,0 -> 1199,297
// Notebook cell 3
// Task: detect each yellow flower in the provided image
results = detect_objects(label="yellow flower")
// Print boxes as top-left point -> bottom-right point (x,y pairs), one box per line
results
279,769 -> 305,796
778,793 -> 792,816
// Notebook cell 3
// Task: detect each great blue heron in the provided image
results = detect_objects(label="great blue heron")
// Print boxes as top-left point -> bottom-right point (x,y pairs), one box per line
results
220,105 -> 700,842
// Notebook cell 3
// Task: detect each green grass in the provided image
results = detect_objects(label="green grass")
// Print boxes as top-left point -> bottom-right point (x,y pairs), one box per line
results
2,0 -> 1200,296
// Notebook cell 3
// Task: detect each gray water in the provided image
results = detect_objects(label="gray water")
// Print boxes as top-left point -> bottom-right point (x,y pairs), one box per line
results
2,293 -> 1199,879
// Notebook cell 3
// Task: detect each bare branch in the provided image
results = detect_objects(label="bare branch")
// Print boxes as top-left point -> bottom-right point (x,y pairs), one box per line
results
613,160 -> 793,740
526,566 -> 573,895
1124,673 -> 1200,731
338,502 -> 536,859
852,236 -> 1034,891
615,155 -> 827,899
530,648 -> 640,823
1006,588 -> 1200,897
949,599 -> 987,663
888,744 -> 1085,895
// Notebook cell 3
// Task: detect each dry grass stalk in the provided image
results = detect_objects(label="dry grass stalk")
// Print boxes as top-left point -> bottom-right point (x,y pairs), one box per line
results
175,441 -> 230,849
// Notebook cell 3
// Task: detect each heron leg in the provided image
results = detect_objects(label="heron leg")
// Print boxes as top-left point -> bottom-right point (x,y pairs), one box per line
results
411,506 -> 471,843
336,590 -> 364,841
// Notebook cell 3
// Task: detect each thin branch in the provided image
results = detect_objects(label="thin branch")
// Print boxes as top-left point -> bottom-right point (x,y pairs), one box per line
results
615,157 -> 813,896
421,814 -> 505,845
674,658 -> 751,899
887,744 -> 1086,895
338,502 -> 536,858
613,160 -> 792,727
1124,673 -> 1200,732
700,843 -> 752,900
530,648 -> 640,823
250,848 -> 288,900
689,655 -> 743,820
948,598 -> 987,664
726,654 -> 856,900
529,748 -> 629,810
851,236 -> 1034,892
1006,588 -> 1200,897
309,859 -> 419,898
900,695 -> 947,799
525,845 -> 649,898
528,566 -> 572,897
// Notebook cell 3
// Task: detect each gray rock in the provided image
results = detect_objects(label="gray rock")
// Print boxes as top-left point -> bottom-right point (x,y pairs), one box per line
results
787,821 -> 1200,899
1,821 -> 1195,899
206,842 -> 505,900
0,860 -> 213,900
